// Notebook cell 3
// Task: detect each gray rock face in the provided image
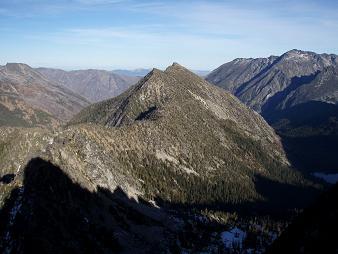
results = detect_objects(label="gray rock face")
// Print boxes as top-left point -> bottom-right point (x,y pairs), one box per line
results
207,56 -> 278,94
37,68 -> 140,103
206,49 -> 338,112
207,50 -> 338,171
279,65 -> 338,108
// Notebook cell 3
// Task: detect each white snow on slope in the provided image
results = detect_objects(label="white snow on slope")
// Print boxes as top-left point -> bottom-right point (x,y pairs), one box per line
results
313,172 -> 338,184
221,227 -> 246,249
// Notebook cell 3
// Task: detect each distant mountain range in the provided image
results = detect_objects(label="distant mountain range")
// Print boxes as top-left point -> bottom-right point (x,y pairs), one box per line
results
36,68 -> 209,104
113,68 -> 210,77
112,68 -> 152,77
207,49 -> 338,171
37,67 -> 140,102
0,63 -> 210,128
0,63 -> 89,127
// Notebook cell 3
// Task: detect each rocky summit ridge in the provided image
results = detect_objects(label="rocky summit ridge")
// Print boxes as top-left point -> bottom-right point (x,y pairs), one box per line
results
72,63 -> 281,146
206,49 -> 338,112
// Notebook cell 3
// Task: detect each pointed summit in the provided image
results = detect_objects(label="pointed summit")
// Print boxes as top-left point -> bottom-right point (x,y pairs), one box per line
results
68,62 -> 315,216
282,49 -> 312,57
71,63 -> 283,148
165,62 -> 191,73
286,49 -> 305,54
3,62 -> 52,82
5,62 -> 32,72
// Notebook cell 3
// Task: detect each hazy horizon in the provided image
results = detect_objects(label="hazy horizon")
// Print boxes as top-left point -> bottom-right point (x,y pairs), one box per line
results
1,0 -> 338,70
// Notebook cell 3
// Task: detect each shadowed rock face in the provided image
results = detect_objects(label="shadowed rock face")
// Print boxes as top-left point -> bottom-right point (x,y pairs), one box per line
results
0,63 -> 90,127
36,67 -> 140,103
267,182 -> 338,254
0,174 -> 15,184
0,158 -> 179,254
2,157 -> 312,253
207,50 -> 338,172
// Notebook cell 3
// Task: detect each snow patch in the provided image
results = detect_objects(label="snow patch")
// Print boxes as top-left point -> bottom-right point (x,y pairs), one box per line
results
265,92 -> 273,100
155,150 -> 199,176
179,165 -> 199,176
221,227 -> 246,249
3,187 -> 24,254
313,172 -> 338,184
188,90 -> 209,108
148,200 -> 160,208
139,93 -> 146,101
155,150 -> 179,164
188,90 -> 234,121
48,137 -> 54,145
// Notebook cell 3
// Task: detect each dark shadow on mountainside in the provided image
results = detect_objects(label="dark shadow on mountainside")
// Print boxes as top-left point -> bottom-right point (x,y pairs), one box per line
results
0,158 -> 180,254
263,101 -> 338,172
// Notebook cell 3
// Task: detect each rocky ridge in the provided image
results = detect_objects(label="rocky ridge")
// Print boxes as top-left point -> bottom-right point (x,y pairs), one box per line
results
206,49 -> 338,112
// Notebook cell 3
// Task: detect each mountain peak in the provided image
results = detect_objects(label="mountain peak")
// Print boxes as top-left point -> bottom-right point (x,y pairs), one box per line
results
5,62 -> 33,73
149,67 -> 162,75
164,63 -> 201,80
71,63 -> 282,149
282,49 -> 315,59
233,57 -> 253,62
3,63 -> 60,87
165,62 -> 185,71
140,68 -> 168,86
287,49 -> 305,54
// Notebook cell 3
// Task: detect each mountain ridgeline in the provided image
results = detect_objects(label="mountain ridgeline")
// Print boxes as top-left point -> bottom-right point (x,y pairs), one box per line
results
207,49 -> 338,113
207,49 -> 338,171
36,67 -> 209,104
36,67 -> 141,103
0,63 -> 90,127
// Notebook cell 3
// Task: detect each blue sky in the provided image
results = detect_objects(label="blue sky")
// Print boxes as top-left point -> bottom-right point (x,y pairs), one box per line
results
1,0 -> 338,70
